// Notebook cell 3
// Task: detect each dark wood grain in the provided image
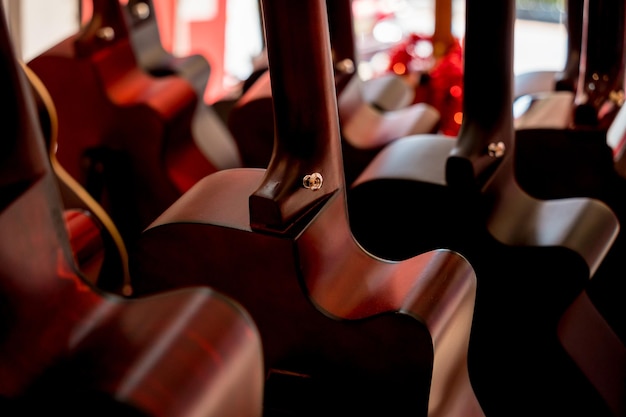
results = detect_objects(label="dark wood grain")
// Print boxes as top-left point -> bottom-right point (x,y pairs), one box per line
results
27,0 -> 240,248
0,4 -> 264,414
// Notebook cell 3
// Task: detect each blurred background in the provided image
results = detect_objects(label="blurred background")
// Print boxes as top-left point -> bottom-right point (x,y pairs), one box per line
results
1,0 -> 566,103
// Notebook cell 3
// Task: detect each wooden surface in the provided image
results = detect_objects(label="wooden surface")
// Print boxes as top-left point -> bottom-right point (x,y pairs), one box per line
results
0,3 -> 265,415
27,0 -> 236,248
132,0 -> 483,415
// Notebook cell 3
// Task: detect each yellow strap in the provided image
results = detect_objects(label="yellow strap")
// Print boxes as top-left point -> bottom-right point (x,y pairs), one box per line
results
22,62 -> 133,296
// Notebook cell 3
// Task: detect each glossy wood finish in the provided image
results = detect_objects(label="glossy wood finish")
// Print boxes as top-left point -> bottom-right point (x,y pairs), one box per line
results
27,0 -> 239,248
0,4 -> 264,414
347,0 -> 620,414
125,0 -> 211,98
125,0 -> 242,168
131,0 -> 483,415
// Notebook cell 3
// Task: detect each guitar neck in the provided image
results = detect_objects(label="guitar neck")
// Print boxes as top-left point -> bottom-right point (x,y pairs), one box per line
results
249,0 -> 343,233
448,0 -> 514,189
432,0 -> 455,58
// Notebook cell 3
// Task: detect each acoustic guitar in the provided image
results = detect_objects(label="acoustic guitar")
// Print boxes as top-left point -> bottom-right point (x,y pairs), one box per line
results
131,0 -> 484,415
511,1 -> 626,413
0,4 -> 264,415
27,0 -> 240,249
347,0 -> 619,415
124,0 -> 242,166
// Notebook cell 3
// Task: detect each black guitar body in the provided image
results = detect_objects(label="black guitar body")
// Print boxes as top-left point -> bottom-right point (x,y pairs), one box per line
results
515,127 -> 626,340
348,136 -> 617,416
347,0 -> 619,415
512,1 -> 626,412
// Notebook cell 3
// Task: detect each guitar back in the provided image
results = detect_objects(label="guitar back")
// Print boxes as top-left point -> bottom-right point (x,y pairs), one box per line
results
0,5 -> 264,414
124,0 -> 242,171
27,0 -> 228,245
132,1 -> 484,415
126,0 -> 211,96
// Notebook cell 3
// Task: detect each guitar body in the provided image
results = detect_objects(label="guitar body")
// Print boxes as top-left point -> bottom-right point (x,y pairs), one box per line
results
0,6 -> 265,414
126,0 -> 212,97
133,1 -> 483,415
125,0 -> 243,171
27,10 -> 217,243
514,125 -> 626,417
510,2 -> 626,413
348,0 -> 620,414
131,168 -> 482,416
348,134 -> 618,416
514,0 -> 583,99
513,3 -> 626,409
0,175 -> 264,417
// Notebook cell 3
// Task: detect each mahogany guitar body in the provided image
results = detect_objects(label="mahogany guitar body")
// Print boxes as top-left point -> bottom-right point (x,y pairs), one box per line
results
26,1 -> 224,245
126,0 -> 212,97
132,1 -> 483,415
25,62 -> 131,294
0,5 -> 265,414
125,0 -> 243,171
1,176 -> 264,416
131,168 -> 481,416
